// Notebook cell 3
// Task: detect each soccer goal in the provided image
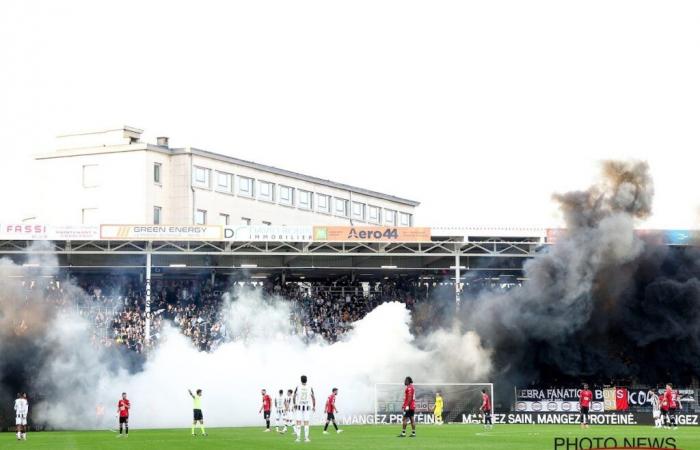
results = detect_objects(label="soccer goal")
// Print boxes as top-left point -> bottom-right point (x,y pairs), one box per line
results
374,383 -> 494,425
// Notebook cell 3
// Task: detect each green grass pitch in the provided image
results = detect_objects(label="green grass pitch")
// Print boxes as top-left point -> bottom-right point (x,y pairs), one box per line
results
4,424 -> 699,449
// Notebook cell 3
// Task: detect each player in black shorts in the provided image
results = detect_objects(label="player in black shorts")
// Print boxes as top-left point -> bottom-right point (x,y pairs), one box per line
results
323,388 -> 343,434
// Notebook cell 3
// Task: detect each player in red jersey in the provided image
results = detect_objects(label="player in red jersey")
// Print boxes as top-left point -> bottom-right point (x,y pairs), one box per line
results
480,389 -> 493,430
578,383 -> 592,429
660,388 -> 671,429
117,392 -> 130,438
666,383 -> 680,429
260,389 -> 272,432
397,376 -> 416,438
323,388 -> 343,435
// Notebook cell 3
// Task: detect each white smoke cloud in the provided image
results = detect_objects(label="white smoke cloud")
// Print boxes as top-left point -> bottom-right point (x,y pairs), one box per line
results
20,281 -> 490,429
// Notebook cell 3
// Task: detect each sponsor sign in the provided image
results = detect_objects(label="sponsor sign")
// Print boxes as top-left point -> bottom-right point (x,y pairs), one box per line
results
515,401 -> 604,413
339,412 -> 700,426
0,224 -> 100,241
224,225 -> 313,242
100,225 -> 223,241
313,226 -> 431,242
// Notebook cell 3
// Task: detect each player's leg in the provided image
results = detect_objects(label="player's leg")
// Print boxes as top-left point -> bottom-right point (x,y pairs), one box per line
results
303,409 -> 311,442
200,419 -> 207,436
294,408 -> 302,442
398,414 -> 407,437
118,417 -> 123,436
409,413 -> 416,436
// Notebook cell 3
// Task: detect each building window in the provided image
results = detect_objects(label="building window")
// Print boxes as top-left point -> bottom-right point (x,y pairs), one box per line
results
238,176 -> 254,197
241,217 -> 252,225
153,163 -> 162,184
154,206 -> 162,224
352,202 -> 366,221
334,198 -> 349,217
82,164 -> 99,188
317,194 -> 331,214
279,185 -> 294,206
384,209 -> 397,226
258,180 -> 275,202
193,166 -> 210,188
81,208 -> 98,224
219,213 -> 230,225
298,190 -> 313,210
195,209 -> 207,225
399,212 -> 411,226
368,205 -> 381,224
216,171 -> 233,193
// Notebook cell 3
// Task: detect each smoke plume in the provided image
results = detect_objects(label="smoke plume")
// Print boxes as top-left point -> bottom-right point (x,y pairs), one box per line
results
3,159 -> 700,428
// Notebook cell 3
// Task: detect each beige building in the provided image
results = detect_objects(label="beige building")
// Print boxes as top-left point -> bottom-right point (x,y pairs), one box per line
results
34,126 -> 419,226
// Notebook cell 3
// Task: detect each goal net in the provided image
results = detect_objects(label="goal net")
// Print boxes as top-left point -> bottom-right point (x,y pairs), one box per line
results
374,383 -> 494,425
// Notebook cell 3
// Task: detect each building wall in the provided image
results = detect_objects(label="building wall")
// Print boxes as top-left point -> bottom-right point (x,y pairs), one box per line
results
33,129 -> 418,227
187,153 -> 416,226
36,148 -> 151,224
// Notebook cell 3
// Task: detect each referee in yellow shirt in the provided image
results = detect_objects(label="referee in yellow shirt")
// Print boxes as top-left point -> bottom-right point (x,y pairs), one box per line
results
188,389 -> 207,436
433,392 -> 444,425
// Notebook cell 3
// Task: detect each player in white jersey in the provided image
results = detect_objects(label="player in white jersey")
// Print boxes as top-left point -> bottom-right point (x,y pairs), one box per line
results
274,389 -> 285,433
293,375 -> 316,443
283,389 -> 294,433
648,390 -> 661,428
14,392 -> 29,440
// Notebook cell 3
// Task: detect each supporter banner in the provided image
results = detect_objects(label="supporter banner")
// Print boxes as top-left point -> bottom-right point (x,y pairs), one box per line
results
224,225 -> 313,242
0,224 -> 100,241
313,226 -> 431,242
100,225 -> 223,241
516,387 -> 696,412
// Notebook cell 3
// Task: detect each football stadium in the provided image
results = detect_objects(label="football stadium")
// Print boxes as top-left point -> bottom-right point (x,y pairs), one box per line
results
1,128 -> 699,450
4,2 -> 700,449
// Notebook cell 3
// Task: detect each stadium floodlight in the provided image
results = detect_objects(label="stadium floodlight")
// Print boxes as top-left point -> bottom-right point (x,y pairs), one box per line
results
240,264 -> 258,268
169,264 -> 186,268
22,263 -> 39,267
250,276 -> 267,279
381,265 -> 397,269
449,265 -> 467,269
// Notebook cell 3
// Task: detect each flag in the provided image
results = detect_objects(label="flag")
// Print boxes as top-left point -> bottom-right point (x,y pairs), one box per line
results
615,387 -> 629,411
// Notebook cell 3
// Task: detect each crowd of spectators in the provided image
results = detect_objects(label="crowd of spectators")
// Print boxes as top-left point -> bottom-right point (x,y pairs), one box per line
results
11,273 -> 451,353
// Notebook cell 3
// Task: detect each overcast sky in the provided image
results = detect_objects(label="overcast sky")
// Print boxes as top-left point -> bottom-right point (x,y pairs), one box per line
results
1,0 -> 699,228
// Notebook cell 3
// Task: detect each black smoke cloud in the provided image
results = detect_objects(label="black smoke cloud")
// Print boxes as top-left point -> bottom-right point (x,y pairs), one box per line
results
462,160 -> 700,388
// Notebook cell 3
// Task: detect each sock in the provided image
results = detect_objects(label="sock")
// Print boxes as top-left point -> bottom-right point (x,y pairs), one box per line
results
333,422 -> 338,431
125,425 -> 129,435
304,425 -> 309,438
191,425 -> 195,435
294,425 -> 300,437
324,422 -> 329,431
266,419 -> 270,429
200,424 -> 206,434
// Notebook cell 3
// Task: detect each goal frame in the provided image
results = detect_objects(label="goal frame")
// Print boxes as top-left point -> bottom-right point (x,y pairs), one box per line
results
373,382 -> 494,425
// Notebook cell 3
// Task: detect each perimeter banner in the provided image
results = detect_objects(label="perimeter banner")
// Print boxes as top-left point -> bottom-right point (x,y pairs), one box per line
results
0,224 -> 100,240
313,226 -> 431,242
224,225 -> 313,242
100,225 -> 223,240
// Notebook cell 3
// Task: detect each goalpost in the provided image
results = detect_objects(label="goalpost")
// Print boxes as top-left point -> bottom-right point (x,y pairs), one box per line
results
374,383 -> 494,425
